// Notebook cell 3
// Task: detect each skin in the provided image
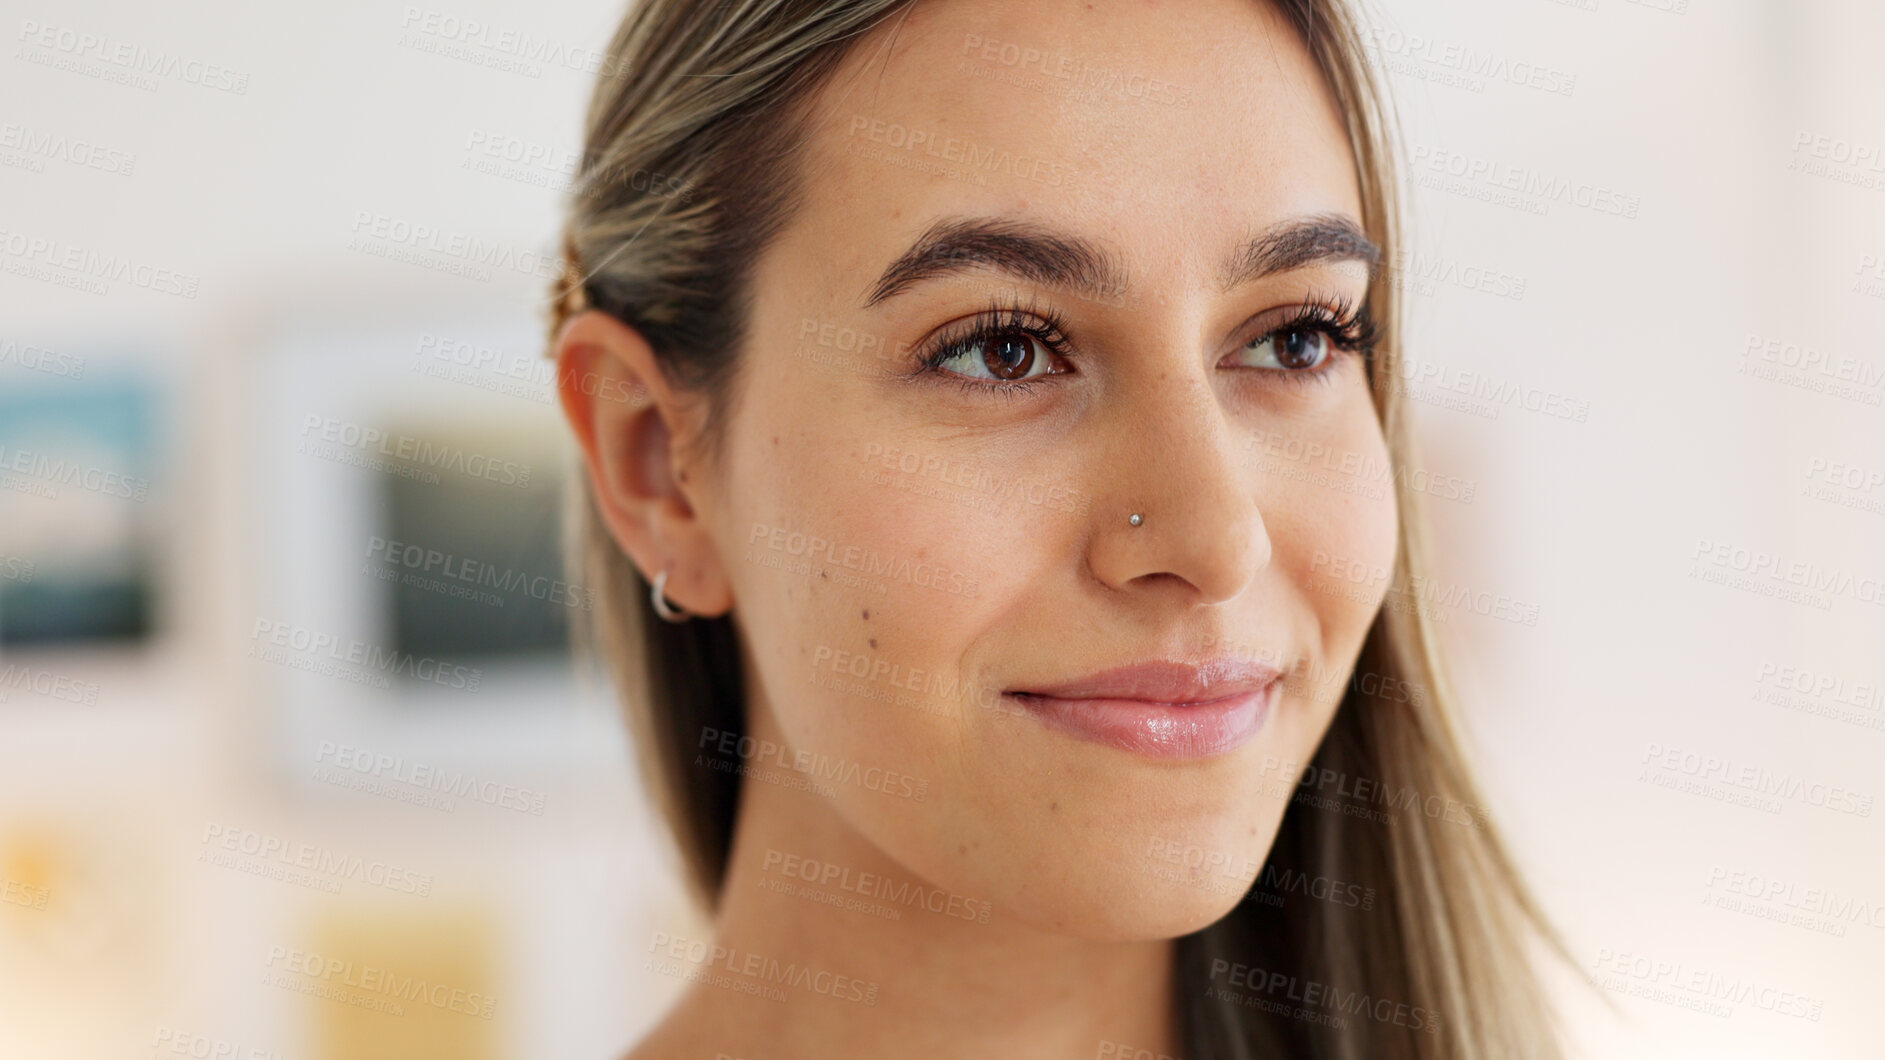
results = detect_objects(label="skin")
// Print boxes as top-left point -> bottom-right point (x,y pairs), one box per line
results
556,0 -> 1399,1056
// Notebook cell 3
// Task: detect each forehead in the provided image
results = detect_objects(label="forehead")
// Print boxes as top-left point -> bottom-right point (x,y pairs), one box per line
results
785,0 -> 1364,293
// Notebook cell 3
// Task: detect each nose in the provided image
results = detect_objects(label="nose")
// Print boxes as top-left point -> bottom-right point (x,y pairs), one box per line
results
1085,377 -> 1272,606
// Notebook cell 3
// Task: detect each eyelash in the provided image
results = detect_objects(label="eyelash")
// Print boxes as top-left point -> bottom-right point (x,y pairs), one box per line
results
910,292 -> 1376,399
1257,291 -> 1378,391
912,295 -> 1076,401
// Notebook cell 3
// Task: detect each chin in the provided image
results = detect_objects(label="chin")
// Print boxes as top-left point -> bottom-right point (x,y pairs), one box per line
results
963,781 -> 1290,943
1000,838 -> 1276,943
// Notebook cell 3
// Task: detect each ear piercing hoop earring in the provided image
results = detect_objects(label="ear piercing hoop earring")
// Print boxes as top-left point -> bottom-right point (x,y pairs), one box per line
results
651,568 -> 694,623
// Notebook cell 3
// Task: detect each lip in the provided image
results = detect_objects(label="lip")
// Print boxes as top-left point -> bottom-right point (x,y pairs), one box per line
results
1004,658 -> 1284,759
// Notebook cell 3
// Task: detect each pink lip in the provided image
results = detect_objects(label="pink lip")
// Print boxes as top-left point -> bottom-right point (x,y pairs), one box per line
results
1004,658 -> 1283,759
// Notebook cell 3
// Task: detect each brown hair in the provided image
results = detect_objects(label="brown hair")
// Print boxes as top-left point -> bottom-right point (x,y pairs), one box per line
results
547,2 -> 1572,1056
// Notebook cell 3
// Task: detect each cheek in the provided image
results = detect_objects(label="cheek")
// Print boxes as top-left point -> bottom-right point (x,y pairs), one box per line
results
1266,405 -> 1400,676
721,380 -> 1207,935
716,388 -> 1029,856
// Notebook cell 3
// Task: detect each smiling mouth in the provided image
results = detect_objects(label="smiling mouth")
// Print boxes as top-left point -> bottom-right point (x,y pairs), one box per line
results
1002,658 -> 1285,759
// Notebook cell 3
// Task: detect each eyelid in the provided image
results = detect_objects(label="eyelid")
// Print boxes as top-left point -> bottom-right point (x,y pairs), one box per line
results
913,298 -> 1077,378
1230,291 -> 1372,353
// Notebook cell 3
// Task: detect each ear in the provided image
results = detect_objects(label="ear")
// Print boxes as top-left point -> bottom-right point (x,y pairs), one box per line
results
553,309 -> 733,619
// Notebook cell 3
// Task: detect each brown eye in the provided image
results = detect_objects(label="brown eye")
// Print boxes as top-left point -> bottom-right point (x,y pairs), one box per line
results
1242,327 -> 1331,371
932,329 -> 1057,383
983,333 -> 1037,379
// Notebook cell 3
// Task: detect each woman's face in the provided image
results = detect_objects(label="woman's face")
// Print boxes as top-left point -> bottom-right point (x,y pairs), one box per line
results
700,0 -> 1398,940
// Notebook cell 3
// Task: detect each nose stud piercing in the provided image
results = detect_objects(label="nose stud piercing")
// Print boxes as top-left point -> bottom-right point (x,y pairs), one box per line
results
1129,513 -> 1143,527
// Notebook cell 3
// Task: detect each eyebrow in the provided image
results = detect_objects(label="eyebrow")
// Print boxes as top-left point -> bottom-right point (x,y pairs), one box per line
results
862,212 -> 1378,308
1220,211 -> 1380,290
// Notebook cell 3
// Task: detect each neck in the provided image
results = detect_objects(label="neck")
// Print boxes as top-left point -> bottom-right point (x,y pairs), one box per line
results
637,715 -> 1179,1060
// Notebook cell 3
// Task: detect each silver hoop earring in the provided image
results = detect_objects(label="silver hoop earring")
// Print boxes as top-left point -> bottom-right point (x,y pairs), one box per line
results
651,568 -> 693,623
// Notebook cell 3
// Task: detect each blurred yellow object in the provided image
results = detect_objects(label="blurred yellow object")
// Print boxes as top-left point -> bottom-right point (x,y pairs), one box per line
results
1,827 -> 59,910
289,901 -> 502,1060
